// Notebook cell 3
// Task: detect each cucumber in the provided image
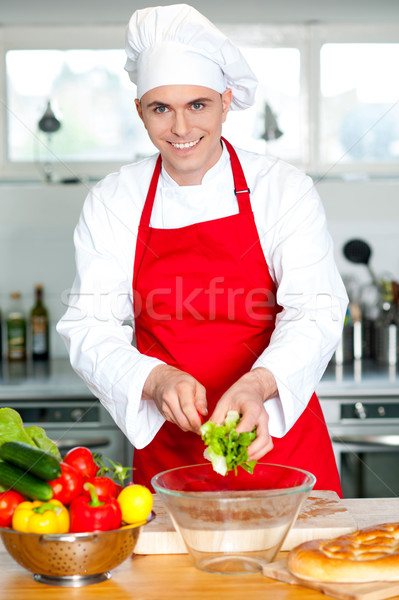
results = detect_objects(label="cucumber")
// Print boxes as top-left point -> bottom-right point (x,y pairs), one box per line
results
0,462 -> 53,501
0,441 -> 61,481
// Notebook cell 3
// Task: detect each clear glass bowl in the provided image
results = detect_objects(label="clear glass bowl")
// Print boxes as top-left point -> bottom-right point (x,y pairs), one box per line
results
152,463 -> 315,575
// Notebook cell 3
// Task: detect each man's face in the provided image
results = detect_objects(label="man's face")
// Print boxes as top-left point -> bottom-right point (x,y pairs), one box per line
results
135,85 -> 232,186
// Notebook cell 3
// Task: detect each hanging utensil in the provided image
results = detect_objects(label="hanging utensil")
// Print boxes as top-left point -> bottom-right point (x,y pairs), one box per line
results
343,239 -> 380,289
261,103 -> 283,141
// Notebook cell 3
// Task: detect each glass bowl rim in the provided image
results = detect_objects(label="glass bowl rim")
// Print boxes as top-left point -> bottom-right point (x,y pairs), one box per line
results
151,462 -> 316,500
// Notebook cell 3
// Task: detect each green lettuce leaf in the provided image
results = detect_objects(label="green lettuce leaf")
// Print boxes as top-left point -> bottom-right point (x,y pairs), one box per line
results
200,410 -> 257,476
0,408 -> 61,491
0,407 -> 35,446
24,425 -> 61,461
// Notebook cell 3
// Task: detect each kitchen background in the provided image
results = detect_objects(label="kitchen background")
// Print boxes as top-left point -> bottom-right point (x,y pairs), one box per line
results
1,0 -> 398,357
0,0 -> 398,494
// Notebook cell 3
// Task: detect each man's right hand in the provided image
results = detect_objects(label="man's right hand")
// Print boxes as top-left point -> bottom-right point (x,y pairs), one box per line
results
142,364 -> 207,433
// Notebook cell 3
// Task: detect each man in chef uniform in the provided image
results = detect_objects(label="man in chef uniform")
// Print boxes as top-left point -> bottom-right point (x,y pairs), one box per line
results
57,4 -> 348,495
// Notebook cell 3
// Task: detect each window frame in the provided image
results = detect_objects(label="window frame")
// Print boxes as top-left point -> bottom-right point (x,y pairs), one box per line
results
1,23 -> 399,181
309,23 -> 399,178
0,25 -> 128,181
221,24 -> 310,169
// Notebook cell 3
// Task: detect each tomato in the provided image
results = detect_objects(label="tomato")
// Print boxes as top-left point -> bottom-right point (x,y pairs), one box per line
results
83,476 -> 118,501
63,446 -> 99,479
49,462 -> 84,505
0,490 -> 25,528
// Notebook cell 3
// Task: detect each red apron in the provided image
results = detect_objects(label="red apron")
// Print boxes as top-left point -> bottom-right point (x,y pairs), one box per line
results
132,138 -> 342,496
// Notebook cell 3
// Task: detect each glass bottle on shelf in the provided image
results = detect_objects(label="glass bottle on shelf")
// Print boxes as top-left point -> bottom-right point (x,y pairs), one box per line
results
30,284 -> 49,361
374,280 -> 398,366
0,307 -> 2,361
6,292 -> 27,361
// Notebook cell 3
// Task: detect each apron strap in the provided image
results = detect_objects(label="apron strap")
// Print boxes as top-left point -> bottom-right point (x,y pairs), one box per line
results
139,154 -> 162,228
133,155 -> 162,290
221,137 -> 252,212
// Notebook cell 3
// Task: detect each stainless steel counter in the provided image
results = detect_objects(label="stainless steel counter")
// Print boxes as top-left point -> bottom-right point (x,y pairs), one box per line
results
317,360 -> 399,398
0,358 -> 398,400
0,358 -> 93,400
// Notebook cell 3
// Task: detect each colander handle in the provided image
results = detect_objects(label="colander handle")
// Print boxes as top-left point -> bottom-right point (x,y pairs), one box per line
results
39,533 -> 99,543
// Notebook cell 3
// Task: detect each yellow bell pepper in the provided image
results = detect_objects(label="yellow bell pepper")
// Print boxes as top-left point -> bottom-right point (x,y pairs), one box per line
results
12,499 -> 69,534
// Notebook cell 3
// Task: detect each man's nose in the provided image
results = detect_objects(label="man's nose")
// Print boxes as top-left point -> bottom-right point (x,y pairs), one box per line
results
171,110 -> 190,137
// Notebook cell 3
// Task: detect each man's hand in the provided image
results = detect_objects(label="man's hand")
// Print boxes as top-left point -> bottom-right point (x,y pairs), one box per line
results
209,368 -> 277,461
142,364 -> 207,432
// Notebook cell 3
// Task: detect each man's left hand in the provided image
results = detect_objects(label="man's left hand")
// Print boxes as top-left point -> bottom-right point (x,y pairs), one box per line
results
209,368 -> 277,461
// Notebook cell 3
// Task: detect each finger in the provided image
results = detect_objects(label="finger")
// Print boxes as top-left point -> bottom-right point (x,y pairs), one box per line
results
208,397 -> 231,425
183,393 -> 207,431
194,386 -> 208,429
234,412 -> 257,434
194,388 -> 208,419
175,382 -> 203,431
161,406 -> 179,426
247,416 -> 273,460
161,390 -> 192,430
247,434 -> 273,461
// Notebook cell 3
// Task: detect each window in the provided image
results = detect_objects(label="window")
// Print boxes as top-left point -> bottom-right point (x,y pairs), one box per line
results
6,45 -> 304,173
1,24 -> 306,179
320,43 -> 399,167
223,47 -> 304,165
6,49 -> 154,164
1,24 -> 399,180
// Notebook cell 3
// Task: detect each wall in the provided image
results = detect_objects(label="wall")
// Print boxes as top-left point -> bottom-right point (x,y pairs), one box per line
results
0,182 -> 86,357
316,178 -> 399,317
3,0 -> 399,26
317,178 -> 399,279
0,0 -> 399,25
1,175 -> 398,358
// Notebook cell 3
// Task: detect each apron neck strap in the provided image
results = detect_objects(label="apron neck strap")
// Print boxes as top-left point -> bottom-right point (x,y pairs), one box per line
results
220,137 -> 251,212
139,138 -> 251,228
139,154 -> 162,228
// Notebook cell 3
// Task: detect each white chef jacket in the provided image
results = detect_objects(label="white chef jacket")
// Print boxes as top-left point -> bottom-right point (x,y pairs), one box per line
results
57,142 -> 348,449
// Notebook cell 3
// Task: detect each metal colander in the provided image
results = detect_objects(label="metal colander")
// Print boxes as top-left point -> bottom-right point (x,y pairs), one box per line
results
0,512 -> 155,587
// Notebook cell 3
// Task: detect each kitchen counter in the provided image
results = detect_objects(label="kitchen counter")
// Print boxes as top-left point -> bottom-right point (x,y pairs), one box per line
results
1,497 -> 398,600
0,358 -> 93,400
317,360 -> 399,397
0,358 -> 398,401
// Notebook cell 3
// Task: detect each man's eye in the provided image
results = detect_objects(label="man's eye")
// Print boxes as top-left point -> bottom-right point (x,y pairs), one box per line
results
155,106 -> 168,113
191,103 -> 204,111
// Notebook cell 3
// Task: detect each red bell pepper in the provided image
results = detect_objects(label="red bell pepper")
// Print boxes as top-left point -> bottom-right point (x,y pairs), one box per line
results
63,446 -> 99,479
49,462 -> 84,505
83,476 -> 118,501
0,490 -> 25,528
69,482 -> 122,533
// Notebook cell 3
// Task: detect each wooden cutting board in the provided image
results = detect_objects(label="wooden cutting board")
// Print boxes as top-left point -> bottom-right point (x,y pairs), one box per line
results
135,490 -> 356,555
262,559 -> 399,600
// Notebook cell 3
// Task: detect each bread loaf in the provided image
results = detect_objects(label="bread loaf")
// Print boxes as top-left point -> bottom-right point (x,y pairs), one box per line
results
287,522 -> 399,583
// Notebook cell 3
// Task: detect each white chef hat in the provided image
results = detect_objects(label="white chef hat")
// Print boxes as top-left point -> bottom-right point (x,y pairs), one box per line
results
124,3 -> 258,110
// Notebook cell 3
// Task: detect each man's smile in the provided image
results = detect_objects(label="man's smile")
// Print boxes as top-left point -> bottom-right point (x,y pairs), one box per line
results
169,138 -> 201,149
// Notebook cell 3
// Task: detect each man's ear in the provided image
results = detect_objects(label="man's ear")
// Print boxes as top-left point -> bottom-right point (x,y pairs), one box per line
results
221,88 -> 233,122
135,98 -> 144,121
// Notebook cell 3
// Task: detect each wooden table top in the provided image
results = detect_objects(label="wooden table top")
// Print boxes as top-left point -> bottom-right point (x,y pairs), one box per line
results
2,498 -> 399,600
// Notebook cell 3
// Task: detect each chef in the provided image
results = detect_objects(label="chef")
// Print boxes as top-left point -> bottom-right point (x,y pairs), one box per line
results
57,4 -> 348,495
